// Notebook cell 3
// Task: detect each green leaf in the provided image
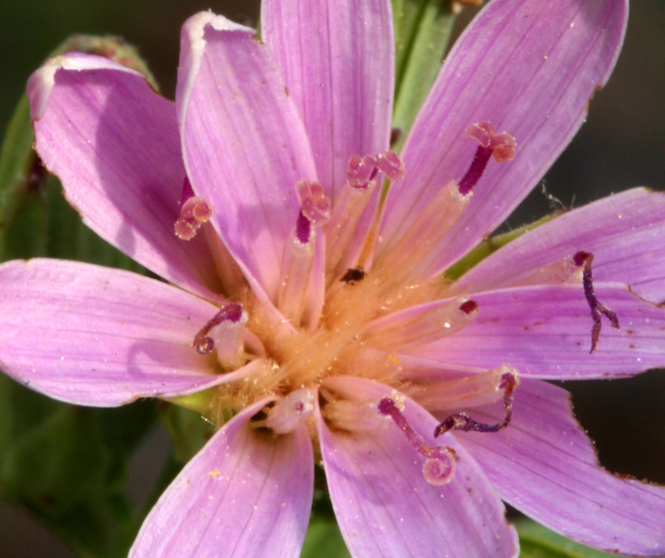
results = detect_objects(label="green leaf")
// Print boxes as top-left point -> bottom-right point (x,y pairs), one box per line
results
301,516 -> 351,558
0,374 -> 159,558
158,403 -> 214,464
0,34 -> 162,558
392,0 -> 456,152
516,519 -> 619,558
444,211 -> 561,281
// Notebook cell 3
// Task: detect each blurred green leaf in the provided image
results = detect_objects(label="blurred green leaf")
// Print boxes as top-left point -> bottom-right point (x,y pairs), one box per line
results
517,519 -> 618,558
392,0 -> 456,152
0,374 -> 158,558
444,211 -> 561,281
158,403 -> 213,465
0,34 -> 162,558
301,516 -> 351,558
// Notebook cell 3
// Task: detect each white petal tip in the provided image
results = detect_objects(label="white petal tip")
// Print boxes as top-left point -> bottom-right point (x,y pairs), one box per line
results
27,53 -> 140,121
183,11 -> 256,42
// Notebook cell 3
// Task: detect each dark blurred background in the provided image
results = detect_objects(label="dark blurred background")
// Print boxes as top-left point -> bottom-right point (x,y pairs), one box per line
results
1,0 -> 664,556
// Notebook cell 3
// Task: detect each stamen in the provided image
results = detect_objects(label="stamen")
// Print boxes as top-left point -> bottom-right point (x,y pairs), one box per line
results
574,251 -> 620,353
434,370 -> 518,437
279,180 -> 330,323
458,122 -> 516,195
374,181 -> 470,280
326,151 -> 404,279
264,388 -> 315,434
378,396 -> 456,486
365,298 -> 479,349
408,366 -> 519,413
295,179 -> 331,227
193,302 -> 244,355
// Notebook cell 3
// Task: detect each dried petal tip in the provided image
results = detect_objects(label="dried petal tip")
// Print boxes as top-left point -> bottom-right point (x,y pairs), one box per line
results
175,196 -> 213,240
295,179 -> 330,227
459,122 -> 516,195
378,396 -> 456,486
193,302 -> 244,355
434,369 -> 518,437
574,251 -> 620,353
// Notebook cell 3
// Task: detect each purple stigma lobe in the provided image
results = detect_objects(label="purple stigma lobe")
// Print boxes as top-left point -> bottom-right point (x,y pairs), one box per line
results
378,397 -> 456,485
434,371 -> 518,438
574,251 -> 620,353
194,302 -> 244,355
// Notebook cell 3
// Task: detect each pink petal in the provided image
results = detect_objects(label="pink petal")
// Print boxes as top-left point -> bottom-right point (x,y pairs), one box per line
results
456,379 -> 665,556
378,0 -> 628,275
262,0 -> 393,201
176,13 -> 319,310
28,53 -> 222,299
457,188 -> 665,303
318,376 -> 519,558
405,283 -> 665,379
0,259 -> 232,406
130,398 -> 313,558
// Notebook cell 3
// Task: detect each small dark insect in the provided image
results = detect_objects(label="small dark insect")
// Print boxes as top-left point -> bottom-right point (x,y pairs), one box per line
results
341,266 -> 366,284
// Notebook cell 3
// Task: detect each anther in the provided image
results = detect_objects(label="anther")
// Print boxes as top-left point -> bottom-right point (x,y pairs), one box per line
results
434,370 -> 518,437
193,303 -> 244,355
378,396 -> 456,486
574,251 -> 620,353
365,297 -> 479,348
340,266 -> 366,285
458,122 -> 516,195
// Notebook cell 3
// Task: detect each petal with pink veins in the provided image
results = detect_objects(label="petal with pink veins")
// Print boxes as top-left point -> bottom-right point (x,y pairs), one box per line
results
378,0 -> 628,276
27,53 -> 222,299
456,188 -> 665,303
176,12 -> 319,310
130,398 -> 313,558
403,283 -> 665,379
456,379 -> 665,556
261,0 -> 393,201
0,259 -> 238,406
318,375 -> 518,558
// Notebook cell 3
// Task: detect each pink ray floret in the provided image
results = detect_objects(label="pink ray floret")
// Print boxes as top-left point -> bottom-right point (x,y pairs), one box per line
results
1,0 -> 665,557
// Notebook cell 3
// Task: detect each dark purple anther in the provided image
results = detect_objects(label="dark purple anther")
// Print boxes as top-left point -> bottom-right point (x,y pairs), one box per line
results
295,211 -> 311,244
458,146 -> 493,196
340,267 -> 366,284
179,176 -> 196,206
194,302 -> 243,355
574,251 -> 620,353
434,371 -> 518,438
459,299 -> 479,315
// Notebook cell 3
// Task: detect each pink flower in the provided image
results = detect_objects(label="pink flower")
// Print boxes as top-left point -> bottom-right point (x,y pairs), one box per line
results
1,0 -> 664,556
